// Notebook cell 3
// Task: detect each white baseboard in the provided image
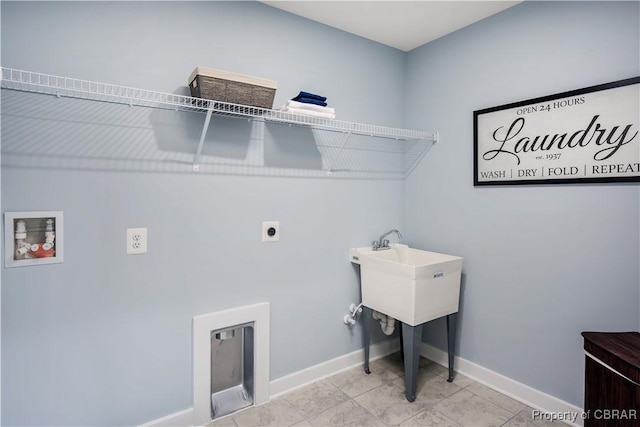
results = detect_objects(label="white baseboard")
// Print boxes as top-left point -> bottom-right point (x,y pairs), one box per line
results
141,407 -> 194,427
142,339 -> 584,427
269,339 -> 400,398
420,343 -> 584,427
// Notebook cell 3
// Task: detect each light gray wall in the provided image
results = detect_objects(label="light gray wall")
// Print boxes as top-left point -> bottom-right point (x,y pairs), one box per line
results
404,1 -> 640,407
1,2 -> 405,425
3,1 -> 640,425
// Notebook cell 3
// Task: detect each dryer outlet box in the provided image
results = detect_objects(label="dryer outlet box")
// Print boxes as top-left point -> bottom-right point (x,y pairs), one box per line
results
262,221 -> 279,242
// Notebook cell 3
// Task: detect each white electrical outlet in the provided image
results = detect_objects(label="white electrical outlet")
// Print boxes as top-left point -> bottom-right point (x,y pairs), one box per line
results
262,221 -> 279,242
127,227 -> 148,254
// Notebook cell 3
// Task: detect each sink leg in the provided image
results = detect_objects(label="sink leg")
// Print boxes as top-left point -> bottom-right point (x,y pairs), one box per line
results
362,306 -> 372,374
402,322 -> 423,402
399,325 -> 404,362
446,313 -> 457,382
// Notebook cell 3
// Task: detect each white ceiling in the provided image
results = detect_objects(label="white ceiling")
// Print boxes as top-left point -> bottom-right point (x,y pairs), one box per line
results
260,1 -> 522,52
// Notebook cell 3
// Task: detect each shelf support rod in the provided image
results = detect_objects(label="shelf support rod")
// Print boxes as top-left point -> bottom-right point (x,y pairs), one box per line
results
193,106 -> 213,172
326,130 -> 353,177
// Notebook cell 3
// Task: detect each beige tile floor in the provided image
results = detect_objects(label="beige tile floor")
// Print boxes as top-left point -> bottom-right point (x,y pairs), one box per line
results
208,353 -> 568,427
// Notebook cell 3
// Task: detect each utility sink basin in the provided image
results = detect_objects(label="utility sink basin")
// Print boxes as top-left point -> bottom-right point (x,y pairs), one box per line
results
351,244 -> 463,326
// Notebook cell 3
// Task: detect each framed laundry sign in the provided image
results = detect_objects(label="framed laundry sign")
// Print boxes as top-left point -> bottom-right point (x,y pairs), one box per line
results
473,77 -> 640,186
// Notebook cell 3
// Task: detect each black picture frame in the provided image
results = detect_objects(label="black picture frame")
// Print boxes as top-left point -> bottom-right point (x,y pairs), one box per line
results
473,77 -> 640,186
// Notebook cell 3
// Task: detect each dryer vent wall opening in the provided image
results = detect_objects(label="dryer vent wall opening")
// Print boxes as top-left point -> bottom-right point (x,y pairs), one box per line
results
193,302 -> 270,426
210,323 -> 255,419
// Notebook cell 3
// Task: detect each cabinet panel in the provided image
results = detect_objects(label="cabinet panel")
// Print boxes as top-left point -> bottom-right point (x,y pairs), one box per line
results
582,332 -> 640,427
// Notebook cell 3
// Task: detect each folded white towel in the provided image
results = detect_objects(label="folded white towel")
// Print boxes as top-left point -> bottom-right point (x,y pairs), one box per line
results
286,100 -> 335,115
281,106 -> 336,120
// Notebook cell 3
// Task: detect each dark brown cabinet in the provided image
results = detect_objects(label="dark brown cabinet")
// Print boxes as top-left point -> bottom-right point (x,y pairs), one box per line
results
582,332 -> 640,427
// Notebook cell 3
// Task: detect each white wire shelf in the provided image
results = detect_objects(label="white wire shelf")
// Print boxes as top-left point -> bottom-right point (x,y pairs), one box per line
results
1,67 -> 438,175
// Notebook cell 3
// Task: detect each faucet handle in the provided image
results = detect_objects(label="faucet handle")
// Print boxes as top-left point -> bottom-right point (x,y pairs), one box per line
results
383,239 -> 390,248
372,240 -> 379,250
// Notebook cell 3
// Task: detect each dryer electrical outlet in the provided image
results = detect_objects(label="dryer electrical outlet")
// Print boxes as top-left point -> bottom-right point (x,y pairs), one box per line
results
261,221 -> 279,242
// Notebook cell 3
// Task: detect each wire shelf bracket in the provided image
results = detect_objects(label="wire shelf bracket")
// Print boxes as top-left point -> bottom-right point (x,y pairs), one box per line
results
193,106 -> 213,172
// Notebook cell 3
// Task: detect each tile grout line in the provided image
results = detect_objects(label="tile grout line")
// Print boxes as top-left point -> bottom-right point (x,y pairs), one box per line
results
460,382 -> 520,415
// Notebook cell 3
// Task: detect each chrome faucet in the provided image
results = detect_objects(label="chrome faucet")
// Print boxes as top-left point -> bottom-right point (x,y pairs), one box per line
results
372,229 -> 402,251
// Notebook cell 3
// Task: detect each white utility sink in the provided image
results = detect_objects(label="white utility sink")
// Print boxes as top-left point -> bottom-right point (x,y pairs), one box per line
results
351,244 -> 463,326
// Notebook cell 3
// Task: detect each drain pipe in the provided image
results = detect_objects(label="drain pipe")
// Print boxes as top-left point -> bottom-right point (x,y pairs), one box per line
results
343,304 -> 396,335
373,311 -> 396,335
